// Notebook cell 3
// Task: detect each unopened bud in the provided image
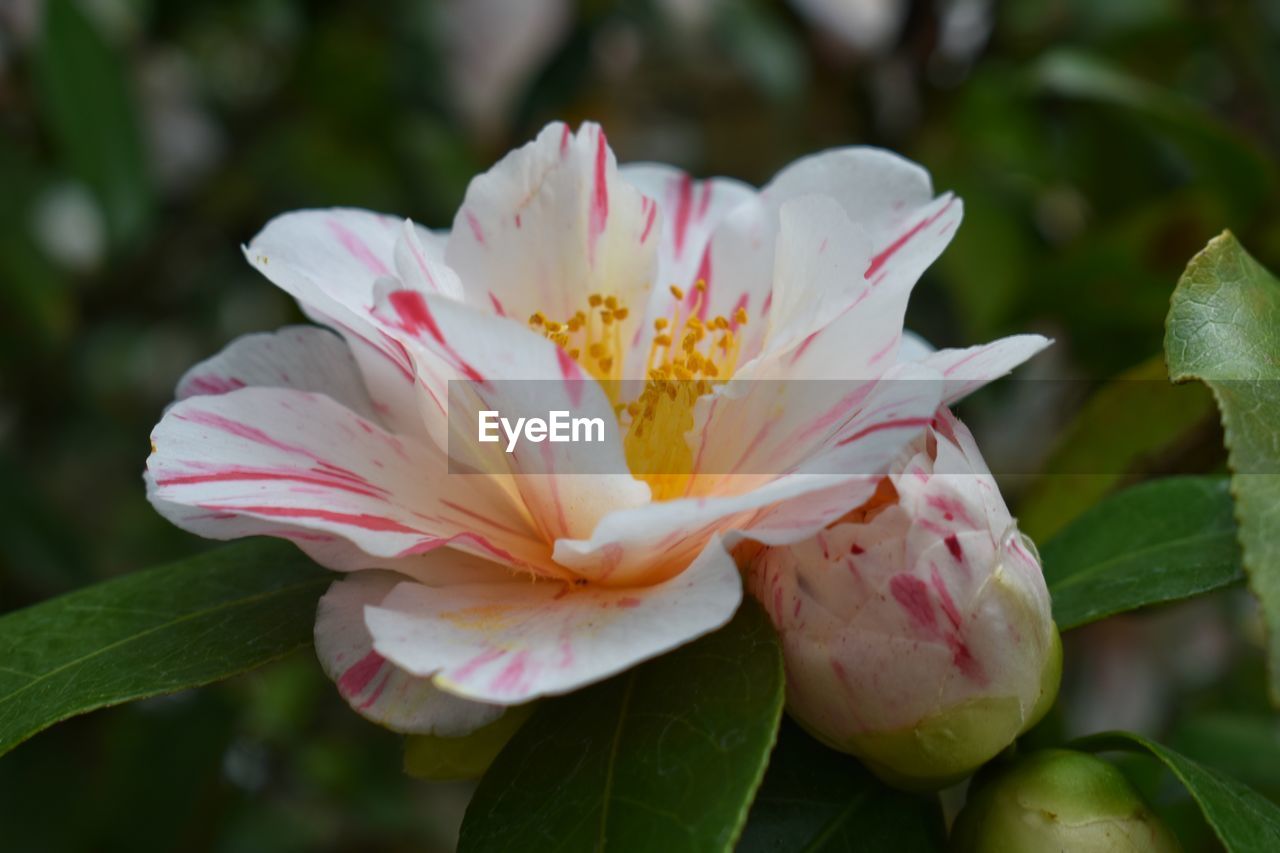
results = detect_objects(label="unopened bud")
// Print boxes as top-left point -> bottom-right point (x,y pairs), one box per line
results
749,409 -> 1060,789
951,749 -> 1180,851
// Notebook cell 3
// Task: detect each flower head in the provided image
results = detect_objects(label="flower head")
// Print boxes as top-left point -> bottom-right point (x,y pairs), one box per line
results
749,409 -> 1060,788
146,121 -> 1048,735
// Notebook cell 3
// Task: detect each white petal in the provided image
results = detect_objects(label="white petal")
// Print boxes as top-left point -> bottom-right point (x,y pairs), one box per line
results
146,386 -> 553,574
552,366 -> 944,585
446,121 -> 657,332
315,570 -> 506,735
910,334 -> 1053,404
707,147 -> 959,362
620,163 -> 756,376
245,208 -> 452,436
372,284 -> 652,543
365,537 -> 743,703
176,326 -> 378,422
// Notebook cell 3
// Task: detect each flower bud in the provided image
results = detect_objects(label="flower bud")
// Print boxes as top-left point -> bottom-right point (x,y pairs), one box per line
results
951,749 -> 1180,852
748,409 -> 1060,789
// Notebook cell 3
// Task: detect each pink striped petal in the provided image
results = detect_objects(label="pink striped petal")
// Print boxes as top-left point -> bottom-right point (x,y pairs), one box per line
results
371,284 -> 652,543
551,366 -> 944,586
176,326 -> 378,421
146,387 -> 554,575
445,121 -> 657,331
709,147 -> 960,362
316,570 -> 506,735
620,164 -> 756,376
244,208 -> 453,436
394,219 -> 464,301
364,537 -> 742,703
908,334 -> 1053,404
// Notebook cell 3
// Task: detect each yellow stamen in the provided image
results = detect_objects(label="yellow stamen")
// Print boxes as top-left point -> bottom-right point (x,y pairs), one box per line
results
525,283 -> 746,500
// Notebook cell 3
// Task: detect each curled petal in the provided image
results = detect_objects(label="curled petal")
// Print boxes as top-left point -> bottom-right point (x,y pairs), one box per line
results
365,537 -> 743,703
446,121 -> 657,330
176,325 -> 379,422
316,570 -> 505,735
909,335 -> 1053,405
245,208 -> 451,436
146,387 -> 553,575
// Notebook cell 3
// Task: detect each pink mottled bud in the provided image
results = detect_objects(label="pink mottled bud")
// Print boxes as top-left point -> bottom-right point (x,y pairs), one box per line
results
749,409 -> 1060,789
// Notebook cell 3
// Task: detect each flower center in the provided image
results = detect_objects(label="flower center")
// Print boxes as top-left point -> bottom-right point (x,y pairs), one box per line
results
529,281 -> 748,501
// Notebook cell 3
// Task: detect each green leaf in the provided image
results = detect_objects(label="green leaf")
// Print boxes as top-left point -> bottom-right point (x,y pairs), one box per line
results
1033,52 -> 1275,216
1165,232 -> 1280,705
459,598 -> 785,852
34,0 -> 152,245
737,720 -> 945,852
1075,731 -> 1280,853
1041,476 -> 1244,630
1171,714 -> 1280,797
1017,355 -> 1216,542
0,539 -> 331,756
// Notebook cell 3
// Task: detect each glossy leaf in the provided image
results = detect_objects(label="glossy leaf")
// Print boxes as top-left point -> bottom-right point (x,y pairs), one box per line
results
1018,355 -> 1215,542
0,539 -> 330,756
1166,232 -> 1280,704
737,720 -> 945,852
1076,731 -> 1280,853
459,598 -> 784,853
1041,476 -> 1243,630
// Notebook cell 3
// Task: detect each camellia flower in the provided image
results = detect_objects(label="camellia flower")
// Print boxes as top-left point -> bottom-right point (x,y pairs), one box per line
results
145,121 -> 1048,737
748,408 -> 1060,788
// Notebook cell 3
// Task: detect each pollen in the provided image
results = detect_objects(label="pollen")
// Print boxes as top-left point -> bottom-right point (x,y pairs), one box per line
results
526,283 -> 749,501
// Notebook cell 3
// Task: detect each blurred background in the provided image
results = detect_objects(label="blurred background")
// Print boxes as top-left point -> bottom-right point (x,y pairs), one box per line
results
1,0 -> 1278,850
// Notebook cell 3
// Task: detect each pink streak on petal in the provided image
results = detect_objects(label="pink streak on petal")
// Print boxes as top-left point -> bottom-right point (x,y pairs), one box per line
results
465,211 -> 486,246
338,650 -> 386,698
890,574 -> 937,632
587,129 -> 610,265
453,648 -> 505,683
184,376 -> 246,396
156,468 -> 386,499
639,197 -> 657,244
327,219 -> 390,276
930,566 -> 965,632
948,635 -> 987,684
868,332 -> 901,366
688,245 -> 713,319
203,504 -> 420,533
864,198 -> 955,280
386,290 -> 488,385
490,651 -> 531,695
836,417 -> 931,448
489,291 -> 507,317
358,672 -> 391,710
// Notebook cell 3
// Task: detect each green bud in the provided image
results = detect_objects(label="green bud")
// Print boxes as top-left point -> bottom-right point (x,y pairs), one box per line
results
951,749 -> 1181,852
